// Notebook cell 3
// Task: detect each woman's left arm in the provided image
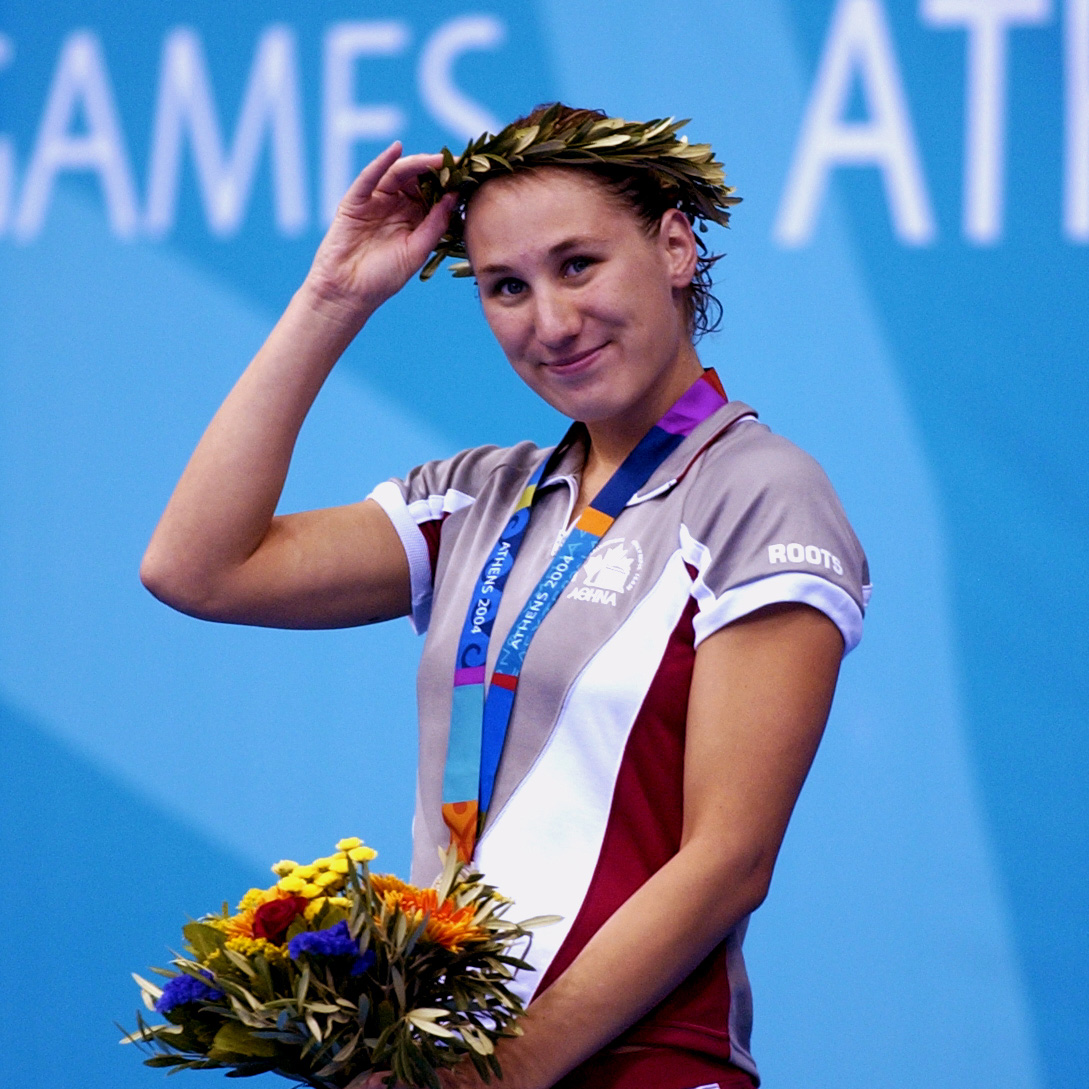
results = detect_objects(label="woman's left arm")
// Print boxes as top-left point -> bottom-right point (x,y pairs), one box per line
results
445,601 -> 845,1089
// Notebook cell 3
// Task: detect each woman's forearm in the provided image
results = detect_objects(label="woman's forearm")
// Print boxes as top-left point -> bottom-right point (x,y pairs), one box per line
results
496,835 -> 770,1089
483,607 -> 843,1089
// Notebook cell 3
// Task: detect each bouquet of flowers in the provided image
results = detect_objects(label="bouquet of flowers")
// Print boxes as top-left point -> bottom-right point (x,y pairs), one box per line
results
122,838 -> 555,1089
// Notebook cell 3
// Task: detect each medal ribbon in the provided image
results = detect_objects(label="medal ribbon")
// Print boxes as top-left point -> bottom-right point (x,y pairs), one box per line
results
441,370 -> 727,861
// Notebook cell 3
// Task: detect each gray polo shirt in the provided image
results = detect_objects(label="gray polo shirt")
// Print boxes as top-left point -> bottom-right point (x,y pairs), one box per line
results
370,400 -> 870,1081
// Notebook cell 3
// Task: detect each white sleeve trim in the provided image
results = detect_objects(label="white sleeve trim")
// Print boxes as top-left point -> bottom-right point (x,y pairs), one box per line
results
693,571 -> 865,655
407,488 -> 474,523
368,481 -> 434,635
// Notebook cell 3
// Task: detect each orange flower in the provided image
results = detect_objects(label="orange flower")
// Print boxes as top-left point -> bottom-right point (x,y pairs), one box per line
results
370,873 -> 411,898
222,909 -> 257,939
372,876 -> 488,952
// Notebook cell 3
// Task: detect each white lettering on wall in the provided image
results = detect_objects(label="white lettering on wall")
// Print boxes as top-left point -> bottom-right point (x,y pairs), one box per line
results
1066,0 -> 1089,239
322,21 -> 409,223
776,0 -> 936,246
922,0 -> 1052,245
418,16 -> 505,141
14,31 -> 139,241
145,26 -> 308,239
0,35 -> 14,238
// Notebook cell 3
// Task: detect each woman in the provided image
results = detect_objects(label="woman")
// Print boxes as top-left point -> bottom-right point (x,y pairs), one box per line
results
141,104 -> 869,1089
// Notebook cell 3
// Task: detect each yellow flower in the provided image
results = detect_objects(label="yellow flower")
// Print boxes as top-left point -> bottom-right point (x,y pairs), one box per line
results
271,860 -> 298,877
277,875 -> 307,893
226,935 -> 290,967
335,837 -> 363,851
348,846 -> 377,863
237,887 -> 273,912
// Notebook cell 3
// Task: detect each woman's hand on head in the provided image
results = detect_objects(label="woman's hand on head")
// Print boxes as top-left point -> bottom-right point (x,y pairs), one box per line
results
306,141 -> 457,324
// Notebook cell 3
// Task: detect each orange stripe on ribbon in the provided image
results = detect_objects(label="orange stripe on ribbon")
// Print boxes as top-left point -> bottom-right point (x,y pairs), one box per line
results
576,507 -> 613,537
442,800 -> 479,863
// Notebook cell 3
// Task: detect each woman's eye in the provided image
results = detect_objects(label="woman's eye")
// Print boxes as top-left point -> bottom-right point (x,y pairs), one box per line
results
494,277 -> 526,298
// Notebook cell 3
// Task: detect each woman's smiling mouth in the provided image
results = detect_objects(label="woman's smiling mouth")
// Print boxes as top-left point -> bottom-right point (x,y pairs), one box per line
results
540,342 -> 609,372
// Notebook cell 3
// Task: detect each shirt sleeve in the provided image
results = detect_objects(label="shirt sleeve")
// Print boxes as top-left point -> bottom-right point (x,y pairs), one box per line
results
367,442 -> 538,635
680,420 -> 871,654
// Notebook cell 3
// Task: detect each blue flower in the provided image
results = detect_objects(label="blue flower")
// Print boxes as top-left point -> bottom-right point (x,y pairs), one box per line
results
155,971 -> 224,1014
288,921 -> 374,975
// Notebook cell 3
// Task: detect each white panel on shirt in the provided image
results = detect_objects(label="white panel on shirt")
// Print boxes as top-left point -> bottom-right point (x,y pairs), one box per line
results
474,550 -> 696,1004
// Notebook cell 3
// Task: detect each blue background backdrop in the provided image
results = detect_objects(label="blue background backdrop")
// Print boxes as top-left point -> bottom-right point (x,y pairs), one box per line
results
1,2 -> 1085,1086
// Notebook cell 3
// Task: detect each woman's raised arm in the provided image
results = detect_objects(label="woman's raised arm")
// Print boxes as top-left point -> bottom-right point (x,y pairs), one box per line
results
140,143 -> 455,629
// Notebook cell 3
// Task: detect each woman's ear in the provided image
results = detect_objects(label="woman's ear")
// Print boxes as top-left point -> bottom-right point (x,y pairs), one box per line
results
658,208 -> 700,288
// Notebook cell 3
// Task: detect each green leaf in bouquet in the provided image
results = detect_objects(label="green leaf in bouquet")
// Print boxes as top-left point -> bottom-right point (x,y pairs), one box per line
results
143,1055 -> 190,1068
510,914 -> 563,930
434,847 -> 462,904
252,954 -> 275,1001
402,916 -> 428,959
390,965 -> 407,1010
132,972 -> 164,1009
295,963 -> 311,1004
222,946 -> 258,979
491,953 -> 534,972
223,982 -> 264,1016
461,1025 -> 495,1056
313,1038 -> 351,1077
182,922 -> 227,962
392,909 -> 413,951
207,1021 -> 279,1060
226,1002 -> 269,1029
299,1001 -> 336,1015
222,1062 -> 280,1079
405,1009 -> 455,1039
119,1021 -> 182,1046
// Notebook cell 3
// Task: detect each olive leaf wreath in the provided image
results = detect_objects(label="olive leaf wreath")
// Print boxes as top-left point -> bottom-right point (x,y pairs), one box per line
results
415,104 -> 742,280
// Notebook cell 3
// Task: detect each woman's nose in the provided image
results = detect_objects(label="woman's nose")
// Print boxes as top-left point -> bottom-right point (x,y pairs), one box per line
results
532,287 -> 581,347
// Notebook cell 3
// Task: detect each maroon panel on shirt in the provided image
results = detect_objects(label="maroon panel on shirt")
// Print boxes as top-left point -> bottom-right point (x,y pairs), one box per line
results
552,1045 -> 756,1089
418,518 -> 443,580
533,590 -> 734,1065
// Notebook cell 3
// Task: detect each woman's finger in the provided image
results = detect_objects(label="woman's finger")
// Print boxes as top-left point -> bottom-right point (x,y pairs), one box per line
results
375,151 -> 446,198
340,140 -> 405,206
404,192 -> 458,267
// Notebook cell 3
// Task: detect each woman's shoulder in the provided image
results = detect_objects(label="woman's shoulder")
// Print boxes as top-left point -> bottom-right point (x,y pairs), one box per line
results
695,410 -> 837,497
399,438 -> 551,499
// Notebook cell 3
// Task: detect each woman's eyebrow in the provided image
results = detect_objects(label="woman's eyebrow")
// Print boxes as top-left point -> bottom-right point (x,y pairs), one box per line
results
476,235 -> 604,277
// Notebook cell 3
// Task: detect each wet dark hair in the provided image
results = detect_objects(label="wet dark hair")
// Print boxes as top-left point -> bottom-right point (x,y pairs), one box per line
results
464,104 -> 726,341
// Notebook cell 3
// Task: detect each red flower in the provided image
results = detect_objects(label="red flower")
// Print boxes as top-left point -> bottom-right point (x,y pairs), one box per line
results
252,896 -> 309,943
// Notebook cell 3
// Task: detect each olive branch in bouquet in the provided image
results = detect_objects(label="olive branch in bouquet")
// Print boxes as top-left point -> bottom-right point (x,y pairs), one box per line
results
415,103 -> 742,280
122,840 -> 559,1089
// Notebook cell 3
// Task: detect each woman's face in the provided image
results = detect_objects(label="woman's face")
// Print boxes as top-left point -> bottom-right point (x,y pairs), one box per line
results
463,168 -> 701,439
